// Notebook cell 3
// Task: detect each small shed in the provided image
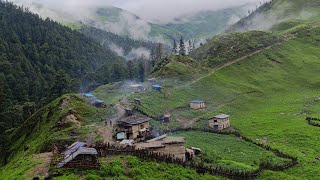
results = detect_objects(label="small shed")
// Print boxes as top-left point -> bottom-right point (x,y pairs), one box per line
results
130,84 -> 144,92
90,100 -> 106,108
152,85 -> 161,90
148,78 -> 157,83
57,142 -> 99,169
190,100 -> 205,109
208,114 -> 230,131
160,113 -> 172,123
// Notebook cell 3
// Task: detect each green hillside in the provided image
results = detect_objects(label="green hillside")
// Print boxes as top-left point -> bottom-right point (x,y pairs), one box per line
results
162,7 -> 246,39
0,94 -> 221,180
229,0 -> 320,32
130,25 -> 320,178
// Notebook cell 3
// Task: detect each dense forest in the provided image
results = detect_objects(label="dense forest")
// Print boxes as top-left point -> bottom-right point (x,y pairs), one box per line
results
0,1 -> 129,161
0,1 -> 171,163
80,27 -> 157,56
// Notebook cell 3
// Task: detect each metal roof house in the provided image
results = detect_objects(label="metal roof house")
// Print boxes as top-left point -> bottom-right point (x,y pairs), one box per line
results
208,114 -> 230,131
152,85 -> 161,90
83,93 -> 94,98
57,142 -> 100,169
190,100 -> 205,109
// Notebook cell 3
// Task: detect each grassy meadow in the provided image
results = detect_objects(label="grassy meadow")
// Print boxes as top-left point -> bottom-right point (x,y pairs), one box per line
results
172,131 -> 291,172
134,26 -> 320,178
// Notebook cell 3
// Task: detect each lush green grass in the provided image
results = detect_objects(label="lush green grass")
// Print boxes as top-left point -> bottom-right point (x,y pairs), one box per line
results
2,94 -> 112,170
191,31 -> 282,68
0,154 -> 41,180
173,131 -> 290,171
135,26 -> 320,178
51,156 -> 222,180
92,82 -> 131,105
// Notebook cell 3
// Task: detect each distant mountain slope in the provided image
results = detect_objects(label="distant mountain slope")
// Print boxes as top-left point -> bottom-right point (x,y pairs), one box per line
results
229,0 -> 320,32
10,0 -> 251,42
162,7 -> 246,39
79,27 -> 157,57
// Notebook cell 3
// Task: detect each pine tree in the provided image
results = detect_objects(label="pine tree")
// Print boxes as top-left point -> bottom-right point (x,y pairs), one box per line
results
150,48 -> 156,67
172,39 -> 178,54
156,43 -> 163,62
138,60 -> 145,82
188,40 -> 192,53
179,36 -> 186,56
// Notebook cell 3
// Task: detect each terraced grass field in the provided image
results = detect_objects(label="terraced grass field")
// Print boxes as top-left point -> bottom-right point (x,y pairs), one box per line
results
172,131 -> 291,172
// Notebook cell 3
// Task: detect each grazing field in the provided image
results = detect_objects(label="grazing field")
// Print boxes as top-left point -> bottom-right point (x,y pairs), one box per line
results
172,131 -> 291,172
135,27 -> 320,178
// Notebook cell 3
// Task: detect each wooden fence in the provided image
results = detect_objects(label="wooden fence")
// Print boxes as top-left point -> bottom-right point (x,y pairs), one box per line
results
96,143 -> 261,179
162,128 -> 299,171
50,128 -> 298,179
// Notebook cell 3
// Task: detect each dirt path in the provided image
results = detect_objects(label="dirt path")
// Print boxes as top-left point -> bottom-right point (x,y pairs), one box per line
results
176,116 -> 198,128
97,126 -> 115,143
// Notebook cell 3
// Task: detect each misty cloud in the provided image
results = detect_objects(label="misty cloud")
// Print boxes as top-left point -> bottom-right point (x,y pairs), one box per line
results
11,0 -> 261,23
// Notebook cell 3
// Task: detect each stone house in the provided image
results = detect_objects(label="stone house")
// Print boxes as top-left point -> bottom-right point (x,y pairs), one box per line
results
208,114 -> 230,131
190,100 -> 205,109
116,116 -> 151,141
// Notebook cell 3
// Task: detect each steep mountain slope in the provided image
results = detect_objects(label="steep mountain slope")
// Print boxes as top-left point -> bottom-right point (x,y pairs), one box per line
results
229,0 -> 320,32
0,1 -> 129,162
162,7 -> 246,39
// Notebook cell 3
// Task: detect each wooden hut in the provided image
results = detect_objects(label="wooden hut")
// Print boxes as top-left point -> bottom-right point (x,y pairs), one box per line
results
56,142 -> 100,169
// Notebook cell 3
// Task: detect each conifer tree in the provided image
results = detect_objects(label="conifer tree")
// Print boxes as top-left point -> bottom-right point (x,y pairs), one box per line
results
172,39 -> 178,54
179,36 -> 186,56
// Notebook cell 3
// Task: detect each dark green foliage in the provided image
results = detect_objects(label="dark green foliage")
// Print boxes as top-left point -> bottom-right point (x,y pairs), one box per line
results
79,27 -> 157,56
179,36 -> 186,56
0,1 -> 124,164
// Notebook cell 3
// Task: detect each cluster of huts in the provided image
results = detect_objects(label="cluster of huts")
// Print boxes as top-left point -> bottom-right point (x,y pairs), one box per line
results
55,78 -> 231,170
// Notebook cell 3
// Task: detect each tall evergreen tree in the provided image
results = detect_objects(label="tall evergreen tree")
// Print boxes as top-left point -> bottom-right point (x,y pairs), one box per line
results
156,43 -> 163,62
138,60 -> 145,82
179,36 -> 186,56
172,39 -> 178,54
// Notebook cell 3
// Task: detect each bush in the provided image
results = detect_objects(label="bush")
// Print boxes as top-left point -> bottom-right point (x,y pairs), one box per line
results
85,174 -> 101,180
100,164 -> 111,177
110,160 -> 125,177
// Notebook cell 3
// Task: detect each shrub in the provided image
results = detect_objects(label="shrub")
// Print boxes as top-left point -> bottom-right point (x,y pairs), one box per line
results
85,174 -> 101,180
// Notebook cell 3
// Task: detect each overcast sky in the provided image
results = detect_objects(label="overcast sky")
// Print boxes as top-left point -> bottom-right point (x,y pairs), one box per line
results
12,0 -> 261,23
